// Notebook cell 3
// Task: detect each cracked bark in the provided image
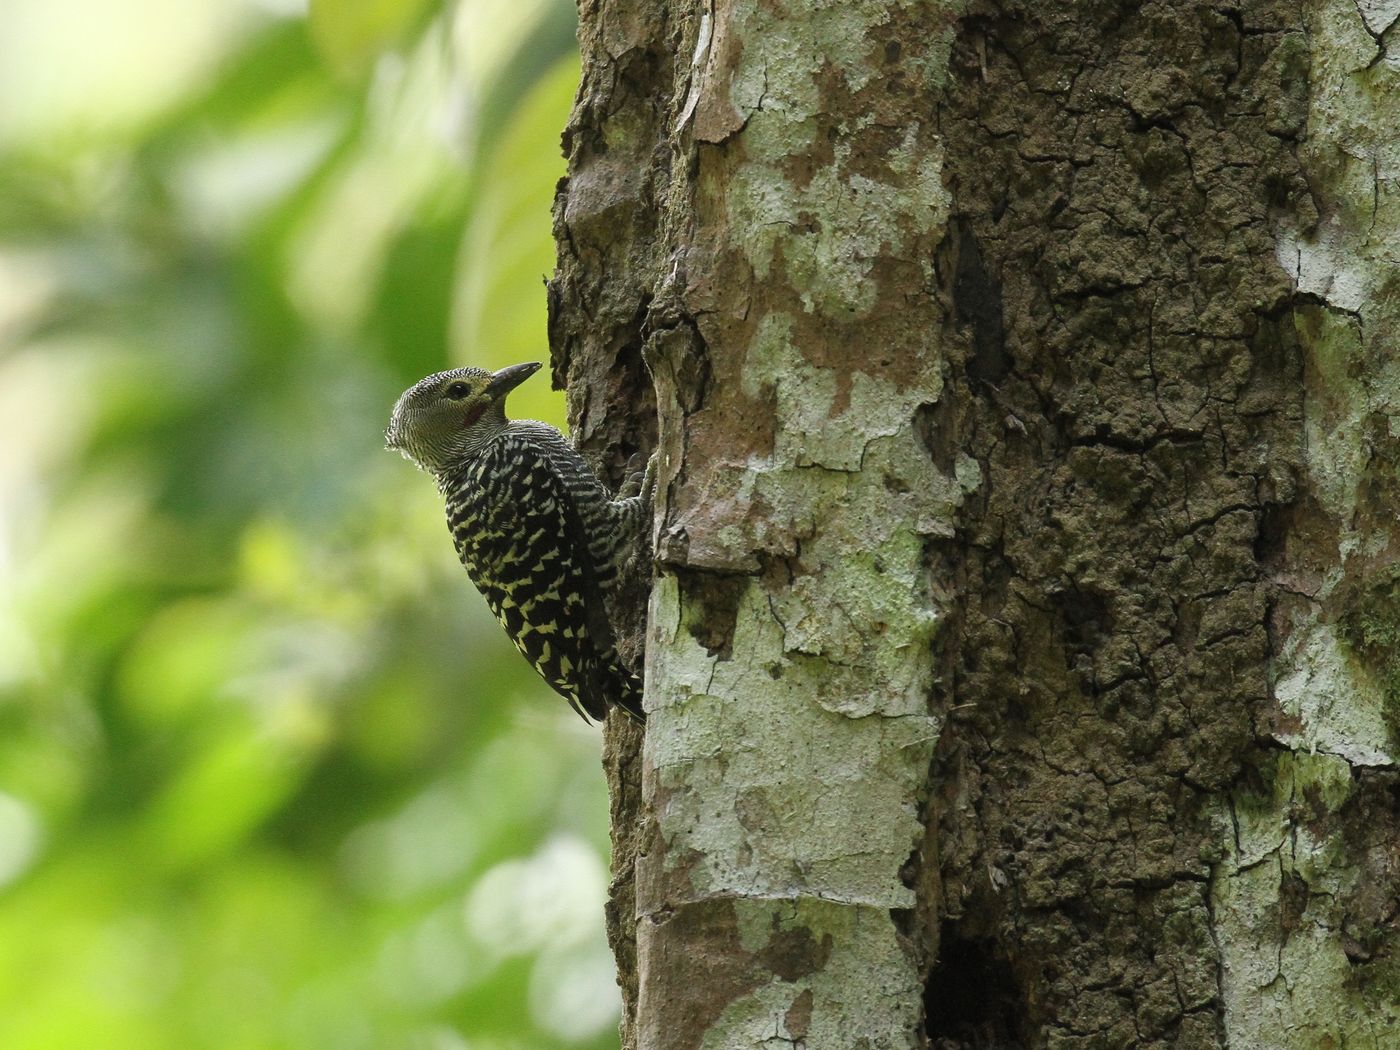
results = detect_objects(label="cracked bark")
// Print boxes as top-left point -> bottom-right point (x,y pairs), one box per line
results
549,0 -> 1400,1046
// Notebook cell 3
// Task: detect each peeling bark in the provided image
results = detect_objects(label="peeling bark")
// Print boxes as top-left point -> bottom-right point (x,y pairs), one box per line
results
550,0 -> 1400,1047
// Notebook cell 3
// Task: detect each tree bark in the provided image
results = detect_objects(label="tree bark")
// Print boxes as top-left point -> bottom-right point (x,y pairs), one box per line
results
550,0 -> 1400,1047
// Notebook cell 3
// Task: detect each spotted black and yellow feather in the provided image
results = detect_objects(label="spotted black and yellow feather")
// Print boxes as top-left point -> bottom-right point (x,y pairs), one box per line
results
386,363 -> 648,723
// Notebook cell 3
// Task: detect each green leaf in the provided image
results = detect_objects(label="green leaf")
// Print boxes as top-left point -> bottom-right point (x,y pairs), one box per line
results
308,0 -> 438,77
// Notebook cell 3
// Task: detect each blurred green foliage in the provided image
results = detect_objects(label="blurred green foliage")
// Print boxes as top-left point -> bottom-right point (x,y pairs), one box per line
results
0,1 -> 622,1047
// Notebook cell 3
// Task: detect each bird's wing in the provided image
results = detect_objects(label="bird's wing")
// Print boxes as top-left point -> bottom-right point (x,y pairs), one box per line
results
512,423 -> 635,585
471,432 -> 621,722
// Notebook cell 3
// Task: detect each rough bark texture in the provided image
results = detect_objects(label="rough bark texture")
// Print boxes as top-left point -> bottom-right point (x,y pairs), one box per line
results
549,0 -> 1400,1047
928,2 -> 1310,1046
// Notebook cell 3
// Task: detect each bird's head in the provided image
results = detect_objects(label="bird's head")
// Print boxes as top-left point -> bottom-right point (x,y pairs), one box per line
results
385,362 -> 541,474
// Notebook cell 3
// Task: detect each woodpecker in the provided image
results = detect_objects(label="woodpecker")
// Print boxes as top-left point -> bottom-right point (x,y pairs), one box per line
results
386,362 -> 649,723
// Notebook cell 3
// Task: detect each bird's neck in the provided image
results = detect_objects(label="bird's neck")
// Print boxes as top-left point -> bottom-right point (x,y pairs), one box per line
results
433,419 -> 511,493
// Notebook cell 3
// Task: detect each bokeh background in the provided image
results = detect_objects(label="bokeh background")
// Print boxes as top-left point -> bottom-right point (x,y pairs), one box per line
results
0,0 -> 621,1047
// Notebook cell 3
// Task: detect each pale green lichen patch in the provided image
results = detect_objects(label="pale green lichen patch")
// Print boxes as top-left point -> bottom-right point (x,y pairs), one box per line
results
1288,751 -> 1356,820
1286,0 -> 1400,550
1272,622 -> 1397,767
696,0 -> 957,318
1290,305 -> 1399,541
702,899 -> 921,1050
1214,856 -> 1373,1050
1212,746 -> 1400,1048
1259,0 -> 1400,757
724,114 -> 947,317
1234,13 -> 1400,1034
739,313 -> 920,472
646,575 -> 938,910
1228,753 -> 1292,868
1335,567 -> 1400,749
1281,0 -> 1400,566
1222,1 -> 1400,1036
725,307 -> 963,707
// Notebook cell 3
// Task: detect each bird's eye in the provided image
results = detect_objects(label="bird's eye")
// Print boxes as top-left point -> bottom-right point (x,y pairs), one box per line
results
444,381 -> 472,400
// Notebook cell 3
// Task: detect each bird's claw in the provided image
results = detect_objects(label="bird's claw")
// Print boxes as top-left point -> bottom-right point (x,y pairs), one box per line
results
619,450 -> 659,502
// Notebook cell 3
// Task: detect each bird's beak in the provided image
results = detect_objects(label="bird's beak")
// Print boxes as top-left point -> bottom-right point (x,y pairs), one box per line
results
485,361 -> 542,400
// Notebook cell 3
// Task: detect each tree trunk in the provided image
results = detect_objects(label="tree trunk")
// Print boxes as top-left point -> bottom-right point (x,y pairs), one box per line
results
550,0 -> 1400,1047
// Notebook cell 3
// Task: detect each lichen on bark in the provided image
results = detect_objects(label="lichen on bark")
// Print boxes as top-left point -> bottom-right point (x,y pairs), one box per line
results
1210,0 -> 1400,1043
556,0 -> 965,1045
636,0 -> 967,1045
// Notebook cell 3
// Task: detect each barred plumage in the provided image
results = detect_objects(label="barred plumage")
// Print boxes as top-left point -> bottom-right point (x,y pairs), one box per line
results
386,363 -> 649,723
